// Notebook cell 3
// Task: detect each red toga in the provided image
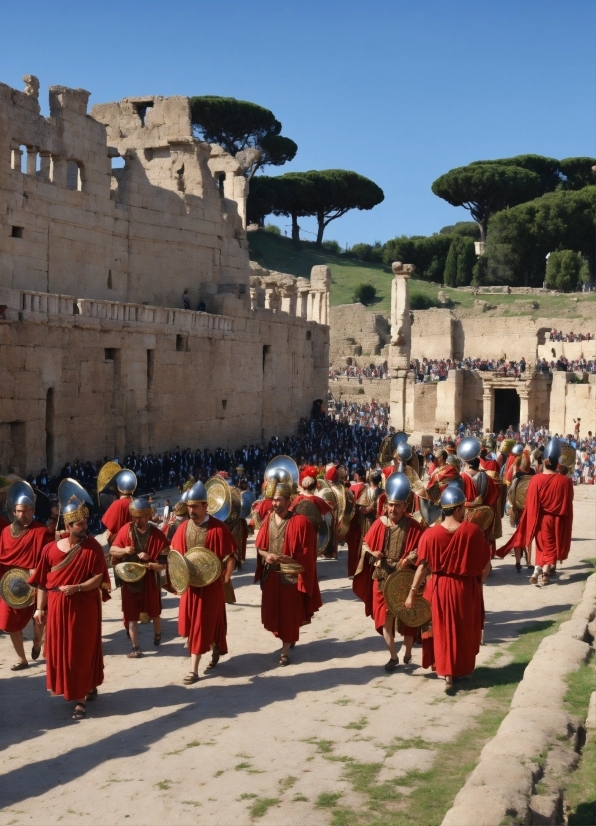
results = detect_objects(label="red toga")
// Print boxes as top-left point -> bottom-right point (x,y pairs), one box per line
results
112,523 -> 170,621
101,497 -> 133,535
346,482 -> 366,577
497,472 -> 573,565
480,457 -> 500,473
255,512 -> 322,643
417,521 -> 490,678
290,493 -> 333,517
251,498 -> 274,529
171,516 -> 236,656
352,515 -> 424,637
30,536 -> 110,700
0,521 -> 53,632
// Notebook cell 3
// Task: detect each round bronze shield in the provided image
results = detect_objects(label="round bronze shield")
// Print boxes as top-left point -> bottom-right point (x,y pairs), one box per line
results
167,549 -> 190,594
185,547 -> 222,588
398,596 -> 432,628
317,517 -> 331,553
205,477 -> 232,521
114,561 -> 147,583
293,498 -> 322,530
0,567 -> 34,609
513,475 -> 531,510
466,505 -> 494,532
383,568 -> 415,617
560,444 -> 576,472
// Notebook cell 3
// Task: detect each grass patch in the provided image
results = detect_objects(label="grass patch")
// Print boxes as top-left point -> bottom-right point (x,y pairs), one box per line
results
238,793 -> 258,800
344,717 -> 368,731
310,615 -> 574,826
249,230 -> 596,318
249,797 -> 280,818
235,761 -> 251,771
385,737 -> 434,757
563,652 -> 596,825
317,792 -> 343,808
334,697 -> 353,706
279,776 -> 298,791
155,779 -> 172,791
182,800 -> 201,807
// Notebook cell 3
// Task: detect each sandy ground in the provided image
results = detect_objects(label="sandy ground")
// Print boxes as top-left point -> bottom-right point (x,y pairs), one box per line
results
0,487 -> 594,826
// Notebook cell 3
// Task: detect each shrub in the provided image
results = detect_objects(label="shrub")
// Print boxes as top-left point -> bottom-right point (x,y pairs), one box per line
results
264,223 -> 281,235
546,249 -> 582,292
353,283 -> 377,305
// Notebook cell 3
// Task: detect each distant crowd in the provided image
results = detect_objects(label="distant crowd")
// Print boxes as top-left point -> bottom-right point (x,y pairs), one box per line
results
549,329 -> 592,342
329,365 -> 389,380
411,356 -> 595,382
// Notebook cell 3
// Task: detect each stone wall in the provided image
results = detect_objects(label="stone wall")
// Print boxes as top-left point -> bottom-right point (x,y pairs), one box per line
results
549,373 -> 596,436
537,339 -> 596,361
0,77 -> 330,474
329,378 -> 390,404
410,309 -> 453,361
0,285 -> 328,475
329,303 -> 389,365
0,79 -> 249,310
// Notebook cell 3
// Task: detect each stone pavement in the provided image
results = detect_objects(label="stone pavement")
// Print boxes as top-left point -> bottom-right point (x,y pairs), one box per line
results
0,487 -> 594,826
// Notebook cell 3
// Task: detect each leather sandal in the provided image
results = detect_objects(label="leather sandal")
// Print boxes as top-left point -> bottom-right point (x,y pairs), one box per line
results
72,703 -> 87,720
279,654 -> 290,666
183,672 -> 199,684
10,662 -> 29,671
153,633 -> 162,646
31,644 -> 42,660
403,654 -> 412,665
206,645 -> 220,669
384,657 -> 399,673
86,687 -> 98,701
127,647 -> 142,658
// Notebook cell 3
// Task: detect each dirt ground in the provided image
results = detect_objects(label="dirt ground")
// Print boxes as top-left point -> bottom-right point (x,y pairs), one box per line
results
1,487 -> 594,826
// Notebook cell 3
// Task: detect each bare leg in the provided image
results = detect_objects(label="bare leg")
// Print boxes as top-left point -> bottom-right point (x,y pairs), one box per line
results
190,652 -> 201,675
402,634 -> 414,663
9,630 -> 27,664
128,621 -> 139,648
280,641 -> 291,658
514,547 -> 523,570
152,616 -> 162,636
382,616 -> 397,661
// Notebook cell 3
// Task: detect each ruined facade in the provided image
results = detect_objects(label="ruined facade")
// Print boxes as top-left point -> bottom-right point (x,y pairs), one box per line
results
0,77 -> 329,475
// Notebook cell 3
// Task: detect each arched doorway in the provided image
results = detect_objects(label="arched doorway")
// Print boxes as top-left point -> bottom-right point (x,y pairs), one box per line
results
493,388 -> 520,432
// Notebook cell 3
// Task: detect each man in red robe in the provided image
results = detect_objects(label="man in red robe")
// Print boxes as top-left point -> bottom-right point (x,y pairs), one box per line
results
31,492 -> 111,719
255,482 -> 322,665
352,472 -> 424,671
497,437 -> 573,586
0,484 -> 53,670
101,469 -> 137,542
425,449 -> 460,501
170,481 -> 236,684
406,483 -> 491,693
110,497 -> 169,656
345,466 -> 371,578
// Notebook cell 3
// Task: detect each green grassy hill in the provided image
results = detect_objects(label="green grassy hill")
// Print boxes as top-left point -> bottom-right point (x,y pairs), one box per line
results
248,230 -> 596,319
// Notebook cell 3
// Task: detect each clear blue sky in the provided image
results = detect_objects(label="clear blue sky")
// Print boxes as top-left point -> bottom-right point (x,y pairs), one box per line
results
2,0 -> 594,246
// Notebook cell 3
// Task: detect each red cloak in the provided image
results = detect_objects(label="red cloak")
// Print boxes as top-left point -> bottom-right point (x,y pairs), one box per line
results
101,497 -> 133,535
254,512 -> 322,643
352,515 -> 424,637
0,521 -> 53,632
171,516 -> 236,656
290,493 -> 333,517
427,465 -> 459,493
497,472 -> 573,565
417,521 -> 490,678
30,536 -> 110,700
345,482 -> 366,577
480,457 -> 500,473
112,523 -> 170,621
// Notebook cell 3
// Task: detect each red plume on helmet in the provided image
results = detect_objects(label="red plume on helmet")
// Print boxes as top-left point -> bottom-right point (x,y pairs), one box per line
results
325,465 -> 339,483
300,465 -> 319,488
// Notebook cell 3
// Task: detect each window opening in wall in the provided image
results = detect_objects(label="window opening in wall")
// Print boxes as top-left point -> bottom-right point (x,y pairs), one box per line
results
134,101 -> 154,126
262,344 -> 271,369
176,335 -> 186,352
105,348 -> 117,361
217,172 -> 226,196
147,349 -> 155,394
107,270 -> 113,290
11,226 -> 23,238
66,160 -> 83,191
111,156 -> 125,170
221,400 -> 227,411
19,145 -> 27,173
306,330 -> 312,341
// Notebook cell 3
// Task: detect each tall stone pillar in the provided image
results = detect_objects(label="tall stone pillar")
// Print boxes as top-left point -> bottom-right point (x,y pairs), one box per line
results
309,265 -> 331,325
518,387 -> 530,426
482,386 -> 494,432
388,262 -> 415,430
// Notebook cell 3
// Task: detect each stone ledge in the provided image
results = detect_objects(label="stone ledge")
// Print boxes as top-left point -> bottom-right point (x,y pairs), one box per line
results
441,573 -> 596,826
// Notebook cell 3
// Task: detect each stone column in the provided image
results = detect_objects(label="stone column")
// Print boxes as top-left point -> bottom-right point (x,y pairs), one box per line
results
518,387 -> 530,426
388,262 -> 415,430
26,147 -> 38,175
10,145 -> 22,171
482,386 -> 494,432
309,265 -> 331,326
38,151 -> 51,182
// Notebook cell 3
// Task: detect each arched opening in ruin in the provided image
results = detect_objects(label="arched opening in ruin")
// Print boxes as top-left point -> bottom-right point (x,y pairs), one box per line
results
493,388 -> 520,433
346,357 -> 353,366
66,160 -> 84,191
217,172 -> 226,196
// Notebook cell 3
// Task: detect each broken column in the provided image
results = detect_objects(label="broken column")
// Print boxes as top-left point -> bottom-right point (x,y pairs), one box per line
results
389,262 -> 415,430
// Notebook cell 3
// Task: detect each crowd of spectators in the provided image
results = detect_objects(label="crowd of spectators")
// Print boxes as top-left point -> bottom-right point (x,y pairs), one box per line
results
549,329 -> 592,342
329,364 -> 389,380
536,357 -> 595,373
411,357 -> 529,382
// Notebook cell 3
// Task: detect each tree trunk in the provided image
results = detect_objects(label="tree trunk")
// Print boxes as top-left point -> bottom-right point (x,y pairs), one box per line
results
291,213 -> 300,247
316,212 -> 325,247
478,220 -> 487,243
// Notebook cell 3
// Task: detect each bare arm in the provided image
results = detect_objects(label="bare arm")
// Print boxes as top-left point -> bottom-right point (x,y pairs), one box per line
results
404,560 -> 429,609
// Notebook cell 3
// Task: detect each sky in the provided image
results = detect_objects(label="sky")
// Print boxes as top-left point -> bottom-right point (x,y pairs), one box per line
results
1,0 -> 594,246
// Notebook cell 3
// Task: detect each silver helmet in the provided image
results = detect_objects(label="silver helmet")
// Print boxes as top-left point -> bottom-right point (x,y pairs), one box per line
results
396,442 -> 413,462
185,481 -> 208,504
385,472 -> 411,504
6,481 -> 36,521
543,436 -> 562,465
129,497 -> 153,516
58,478 -> 93,525
440,483 -> 466,509
239,490 -> 256,519
457,437 -> 482,463
115,469 -> 137,495
511,444 -> 524,456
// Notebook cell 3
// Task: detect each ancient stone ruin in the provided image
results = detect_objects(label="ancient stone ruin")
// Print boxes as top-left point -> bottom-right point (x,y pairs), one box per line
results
0,76 -> 330,474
